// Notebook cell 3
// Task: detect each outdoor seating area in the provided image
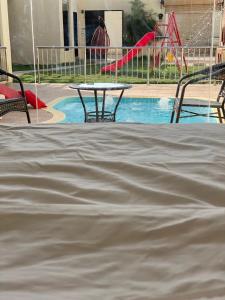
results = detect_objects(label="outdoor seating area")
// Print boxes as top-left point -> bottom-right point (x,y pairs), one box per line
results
1,62 -> 225,125
0,80 -> 223,124
1,0 -> 225,125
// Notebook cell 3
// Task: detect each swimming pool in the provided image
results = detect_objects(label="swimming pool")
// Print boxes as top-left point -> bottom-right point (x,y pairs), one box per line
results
53,97 -> 217,124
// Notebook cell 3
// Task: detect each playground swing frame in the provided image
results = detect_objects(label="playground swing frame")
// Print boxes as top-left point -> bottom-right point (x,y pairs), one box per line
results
154,12 -> 188,73
101,12 -> 187,74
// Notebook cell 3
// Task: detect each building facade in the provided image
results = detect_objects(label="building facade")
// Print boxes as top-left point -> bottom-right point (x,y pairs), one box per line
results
165,0 -> 223,46
0,0 -> 12,72
1,0 -> 223,68
0,0 -> 164,66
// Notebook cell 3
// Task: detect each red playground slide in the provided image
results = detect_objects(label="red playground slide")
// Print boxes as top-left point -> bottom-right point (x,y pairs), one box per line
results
101,31 -> 156,73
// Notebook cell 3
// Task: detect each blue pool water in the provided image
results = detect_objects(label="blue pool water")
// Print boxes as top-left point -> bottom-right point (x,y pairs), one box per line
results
53,97 -> 217,124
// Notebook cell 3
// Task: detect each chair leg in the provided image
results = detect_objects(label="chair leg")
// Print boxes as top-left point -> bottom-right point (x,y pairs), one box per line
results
170,110 -> 175,123
26,110 -> 31,124
175,107 -> 181,123
222,106 -> 225,121
217,108 -> 223,123
220,108 -> 224,124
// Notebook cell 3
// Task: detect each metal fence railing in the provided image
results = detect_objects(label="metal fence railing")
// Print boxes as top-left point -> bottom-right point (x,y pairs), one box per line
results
36,46 -> 217,84
0,47 -> 7,80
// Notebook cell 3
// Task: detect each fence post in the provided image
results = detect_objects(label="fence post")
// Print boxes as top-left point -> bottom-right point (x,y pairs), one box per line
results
115,48 -> 118,83
4,47 -> 7,72
37,47 -> 41,84
180,47 -> 184,78
84,46 -> 87,83
147,47 -> 150,85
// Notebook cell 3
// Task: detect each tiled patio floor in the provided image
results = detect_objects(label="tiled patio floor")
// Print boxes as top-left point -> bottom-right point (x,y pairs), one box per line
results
0,83 -> 221,124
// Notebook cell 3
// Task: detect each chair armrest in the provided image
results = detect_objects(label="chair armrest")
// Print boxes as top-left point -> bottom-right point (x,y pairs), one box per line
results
0,68 -> 25,97
177,65 -> 225,99
175,68 -> 211,97
178,67 -> 225,104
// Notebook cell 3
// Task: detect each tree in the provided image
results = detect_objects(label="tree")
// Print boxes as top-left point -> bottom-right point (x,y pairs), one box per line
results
123,0 -> 157,46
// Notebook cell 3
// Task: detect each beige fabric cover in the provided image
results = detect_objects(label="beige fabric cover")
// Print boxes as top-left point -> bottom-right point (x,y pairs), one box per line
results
0,123 -> 225,299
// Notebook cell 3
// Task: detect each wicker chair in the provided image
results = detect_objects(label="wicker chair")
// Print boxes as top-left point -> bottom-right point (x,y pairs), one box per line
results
0,68 -> 31,123
170,63 -> 225,124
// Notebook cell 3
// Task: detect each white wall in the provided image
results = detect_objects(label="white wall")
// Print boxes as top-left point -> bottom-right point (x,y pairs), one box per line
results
32,0 -> 64,47
105,11 -> 123,47
0,0 -> 12,71
8,0 -> 64,64
7,0 -> 164,64
74,0 -> 163,47
8,0 -> 33,64
165,2 -> 222,46
76,0 -> 162,14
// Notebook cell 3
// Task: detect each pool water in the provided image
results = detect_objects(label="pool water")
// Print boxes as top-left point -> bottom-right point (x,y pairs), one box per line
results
53,97 -> 217,124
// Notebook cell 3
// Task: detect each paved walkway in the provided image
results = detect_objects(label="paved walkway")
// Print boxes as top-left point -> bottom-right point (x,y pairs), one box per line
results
0,83 -> 221,124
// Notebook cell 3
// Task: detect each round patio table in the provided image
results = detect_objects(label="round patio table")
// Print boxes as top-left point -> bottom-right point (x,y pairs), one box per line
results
69,83 -> 132,122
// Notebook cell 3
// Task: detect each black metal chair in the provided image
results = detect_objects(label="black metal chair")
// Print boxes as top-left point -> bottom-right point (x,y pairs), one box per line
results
0,68 -> 31,123
170,63 -> 225,123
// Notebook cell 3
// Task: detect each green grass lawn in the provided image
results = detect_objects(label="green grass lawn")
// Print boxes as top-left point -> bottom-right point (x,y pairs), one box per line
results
17,60 -> 207,85
19,73 -> 180,84
12,64 -> 34,72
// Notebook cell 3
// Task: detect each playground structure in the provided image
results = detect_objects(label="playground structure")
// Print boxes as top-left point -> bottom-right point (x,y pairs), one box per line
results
91,16 -> 110,58
101,12 -> 188,74
101,32 -> 156,73
154,12 -> 188,73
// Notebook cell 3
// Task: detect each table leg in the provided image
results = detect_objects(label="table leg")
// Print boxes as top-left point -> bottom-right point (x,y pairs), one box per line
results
113,89 -> 124,121
102,90 -> 106,119
94,90 -> 99,122
77,89 -> 87,122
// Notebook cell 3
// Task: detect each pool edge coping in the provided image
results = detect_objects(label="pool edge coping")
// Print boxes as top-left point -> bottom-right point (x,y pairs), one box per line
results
43,97 -> 66,124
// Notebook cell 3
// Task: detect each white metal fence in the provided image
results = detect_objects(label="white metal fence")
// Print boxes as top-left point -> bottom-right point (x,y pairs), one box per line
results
0,47 -> 7,80
36,46 -> 217,84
